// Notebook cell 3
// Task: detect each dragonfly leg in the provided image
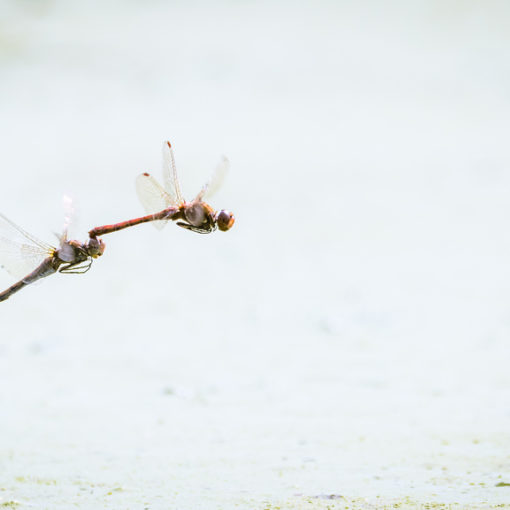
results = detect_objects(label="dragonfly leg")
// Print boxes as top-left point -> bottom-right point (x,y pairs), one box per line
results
176,221 -> 214,234
59,259 -> 92,274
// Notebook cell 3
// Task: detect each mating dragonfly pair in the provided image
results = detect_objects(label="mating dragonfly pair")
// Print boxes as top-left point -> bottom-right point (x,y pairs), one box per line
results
0,142 -> 235,302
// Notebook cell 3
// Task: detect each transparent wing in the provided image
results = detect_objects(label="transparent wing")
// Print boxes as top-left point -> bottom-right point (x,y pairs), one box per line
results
0,215 -> 54,280
162,141 -> 184,205
0,213 -> 53,252
135,173 -> 173,230
0,238 -> 51,280
61,194 -> 76,244
194,155 -> 230,203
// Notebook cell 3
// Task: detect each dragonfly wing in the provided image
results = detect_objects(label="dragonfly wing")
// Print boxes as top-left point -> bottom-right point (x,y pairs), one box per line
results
194,155 -> 230,203
0,214 -> 55,280
0,236 -> 52,280
135,173 -> 173,230
162,141 -> 184,205
61,194 -> 77,244
0,213 -> 53,252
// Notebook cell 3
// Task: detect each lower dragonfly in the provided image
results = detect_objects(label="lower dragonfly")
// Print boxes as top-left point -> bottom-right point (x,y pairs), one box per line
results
0,202 -> 105,302
89,141 -> 235,238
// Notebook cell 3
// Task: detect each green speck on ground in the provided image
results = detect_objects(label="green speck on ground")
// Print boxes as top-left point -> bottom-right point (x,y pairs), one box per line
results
106,487 -> 124,495
0,502 -> 21,508
258,496 -> 510,509
14,476 -> 56,486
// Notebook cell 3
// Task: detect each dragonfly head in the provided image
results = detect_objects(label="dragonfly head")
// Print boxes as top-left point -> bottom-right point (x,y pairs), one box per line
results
215,209 -> 235,232
86,237 -> 106,258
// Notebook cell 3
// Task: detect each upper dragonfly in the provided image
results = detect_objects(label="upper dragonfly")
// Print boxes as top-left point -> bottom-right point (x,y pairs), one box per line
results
89,141 -> 235,238
0,198 -> 105,302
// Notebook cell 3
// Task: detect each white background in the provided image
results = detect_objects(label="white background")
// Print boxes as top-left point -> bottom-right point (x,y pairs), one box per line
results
1,1 -> 510,508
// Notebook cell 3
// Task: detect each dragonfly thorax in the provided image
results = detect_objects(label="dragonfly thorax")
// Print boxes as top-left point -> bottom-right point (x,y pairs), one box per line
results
57,240 -> 88,263
57,241 -> 78,263
184,202 -> 215,228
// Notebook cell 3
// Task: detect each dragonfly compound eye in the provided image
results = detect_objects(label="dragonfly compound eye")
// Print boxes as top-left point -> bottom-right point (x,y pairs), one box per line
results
216,210 -> 235,231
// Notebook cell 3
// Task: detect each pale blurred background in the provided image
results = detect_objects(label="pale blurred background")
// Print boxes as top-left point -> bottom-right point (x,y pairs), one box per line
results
1,1 -> 510,508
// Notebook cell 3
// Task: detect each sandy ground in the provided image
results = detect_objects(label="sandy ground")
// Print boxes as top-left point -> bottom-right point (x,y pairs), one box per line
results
1,1 -> 510,508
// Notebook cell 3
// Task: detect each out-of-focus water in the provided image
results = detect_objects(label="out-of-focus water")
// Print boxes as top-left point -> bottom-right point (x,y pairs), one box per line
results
1,1 -> 510,508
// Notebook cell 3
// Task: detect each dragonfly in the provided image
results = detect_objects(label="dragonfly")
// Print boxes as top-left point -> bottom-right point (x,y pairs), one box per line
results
0,198 -> 105,302
88,141 -> 235,239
